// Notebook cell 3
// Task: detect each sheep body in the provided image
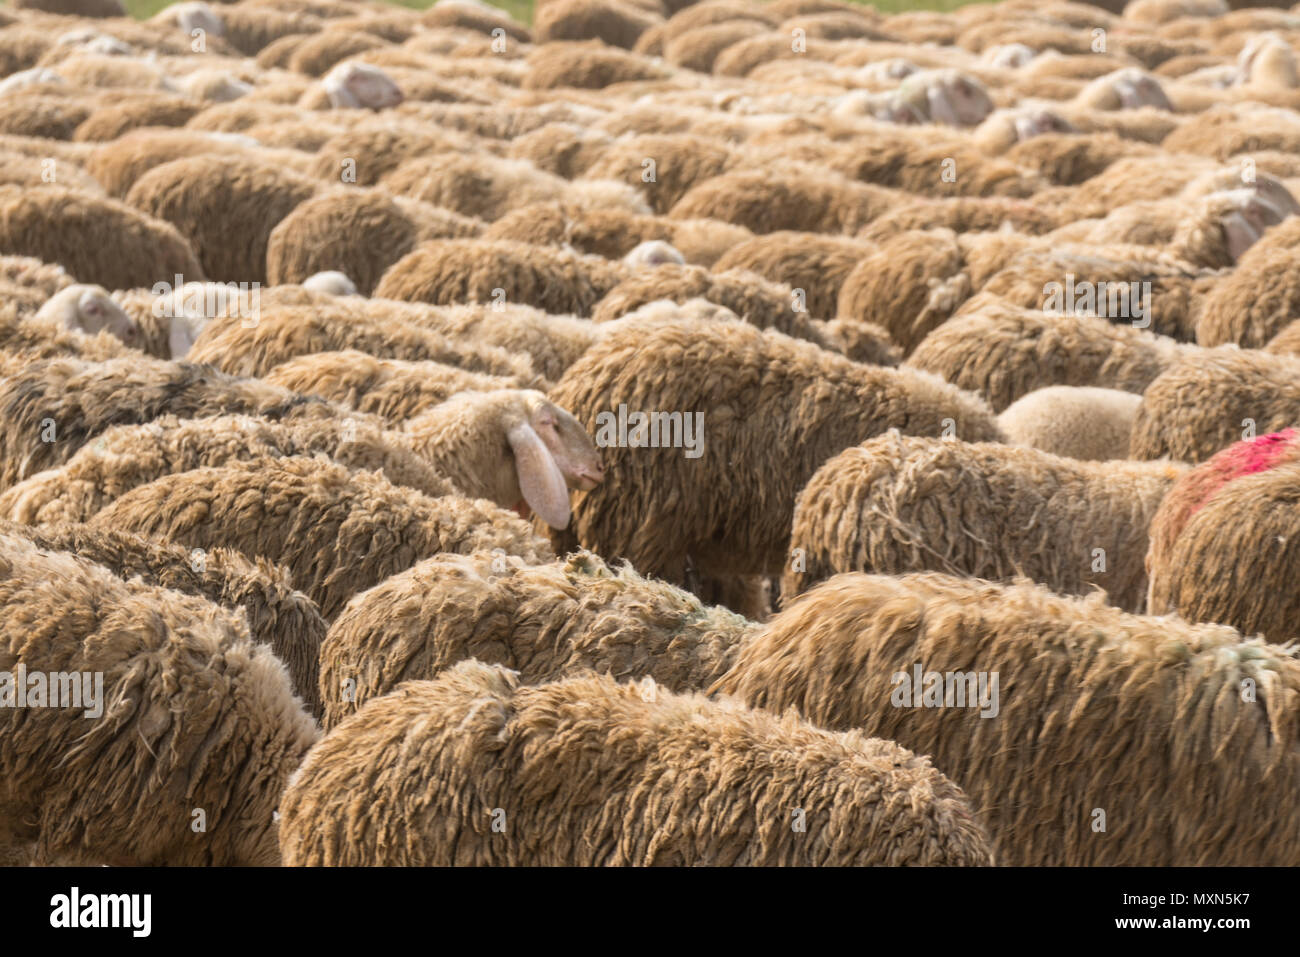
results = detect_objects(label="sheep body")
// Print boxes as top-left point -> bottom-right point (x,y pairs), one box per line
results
279,659 -> 994,865
996,385 -> 1142,460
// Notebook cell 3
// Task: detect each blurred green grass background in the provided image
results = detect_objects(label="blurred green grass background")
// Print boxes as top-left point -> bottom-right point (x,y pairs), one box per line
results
121,0 -> 980,26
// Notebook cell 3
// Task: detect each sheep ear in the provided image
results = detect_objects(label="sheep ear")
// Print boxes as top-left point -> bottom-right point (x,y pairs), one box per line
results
507,422 -> 570,529
927,85 -> 958,126
1222,211 -> 1260,261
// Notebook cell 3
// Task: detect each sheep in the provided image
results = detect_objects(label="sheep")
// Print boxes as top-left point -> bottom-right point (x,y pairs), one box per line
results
710,571 -> 1300,866
905,294 -> 1193,412
835,229 -> 1035,356
580,132 -> 735,215
85,128 -> 251,198
318,549 -> 758,728
1123,0 -> 1229,24
306,124 -> 476,186
545,316 -> 1001,597
524,39 -> 671,88
124,155 -> 319,285
532,0 -> 663,50
875,69 -> 995,127
483,202 -> 689,262
505,122 -> 612,179
266,189 -> 482,296
590,261 -> 883,359
668,165 -> 902,235
2,520 -> 325,716
422,0 -> 531,42
32,283 -> 140,351
975,243 -> 1216,342
1073,67 -> 1175,111
278,658 -> 994,866
711,231 -> 873,322
0,531 -> 317,866
1196,246 -> 1300,347
185,302 -> 543,382
11,0 -> 126,19
783,432 -> 1182,611
319,60 -> 404,109
87,454 -> 554,621
367,301 -> 598,382
301,270 -> 358,296
383,151 -> 649,223
0,355 -> 346,490
373,239 -> 625,318
0,410 -> 454,525
1128,348 -> 1300,463
401,388 -> 604,529
622,238 -> 686,268
997,386 -> 1143,461
263,350 -> 520,423
1145,430 -> 1300,595
663,19 -> 769,72
0,185 -> 203,291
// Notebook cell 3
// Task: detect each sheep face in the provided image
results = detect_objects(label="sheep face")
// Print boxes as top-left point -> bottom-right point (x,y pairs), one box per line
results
323,63 -> 404,111
35,285 -> 140,350
1238,33 -> 1297,89
506,393 -> 604,529
1013,108 -> 1077,142
985,44 -> 1036,69
622,241 -> 685,269
171,2 -> 225,37
887,70 -> 993,128
302,272 -> 360,296
1093,69 -> 1173,112
1219,189 -> 1291,262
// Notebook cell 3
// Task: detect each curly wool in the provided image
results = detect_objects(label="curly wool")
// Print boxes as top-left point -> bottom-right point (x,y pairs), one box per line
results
711,571 -> 1300,866
1129,348 -> 1300,462
0,411 -> 452,525
1147,458 -> 1300,642
0,531 -> 317,865
905,294 -> 1192,412
1,520 -> 325,716
318,549 -> 759,728
546,316 -> 1002,587
0,355 -> 340,490
783,432 -> 1183,611
87,454 -> 554,620
279,659 -> 994,865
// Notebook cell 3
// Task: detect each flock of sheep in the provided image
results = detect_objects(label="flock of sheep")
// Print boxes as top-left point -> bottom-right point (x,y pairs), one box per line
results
0,0 -> 1298,868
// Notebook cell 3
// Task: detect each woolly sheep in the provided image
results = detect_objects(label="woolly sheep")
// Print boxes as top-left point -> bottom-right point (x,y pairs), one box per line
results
905,294 -> 1193,412
264,350 -> 520,423
266,189 -> 482,296
622,238 -> 686,268
1196,245 -> 1300,346
186,302 -> 543,382
402,389 -> 604,528
0,355 -> 341,490
2,520 -> 325,715
876,69 -> 995,127
320,61 -> 404,109
88,455 -> 554,620
370,301 -> 598,383
124,155 -> 319,285
279,659 -> 994,865
0,185 -> 203,290
1145,429 -> 1300,595
0,411 -> 453,525
783,432 -> 1182,611
32,283 -> 140,351
668,165 -> 901,235
546,316 -> 1001,594
373,239 -> 625,317
711,231 -> 872,322
318,549 -> 758,728
301,270 -> 358,296
1129,348 -> 1300,462
711,571 -> 1300,865
997,385 -> 1143,461
0,531 -> 316,865
0,301 -> 133,366
532,0 -> 662,50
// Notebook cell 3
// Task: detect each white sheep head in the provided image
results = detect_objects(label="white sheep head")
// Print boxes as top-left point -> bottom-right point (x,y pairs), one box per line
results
169,1 -> 225,37
884,69 -> 994,128
622,240 -> 685,269
1214,187 -> 1294,262
36,285 -> 140,350
302,271 -> 360,296
322,62 -> 404,111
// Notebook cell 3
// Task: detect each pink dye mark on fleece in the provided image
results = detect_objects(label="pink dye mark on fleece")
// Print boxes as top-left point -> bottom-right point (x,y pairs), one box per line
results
1189,429 -> 1299,519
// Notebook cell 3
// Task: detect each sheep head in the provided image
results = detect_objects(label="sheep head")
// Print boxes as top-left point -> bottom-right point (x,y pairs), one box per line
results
35,285 -> 140,350
1013,107 -> 1077,142
322,62 -> 404,111
622,240 -> 685,269
503,391 -> 604,529
302,271 -> 360,296
1216,188 -> 1292,262
885,70 -> 993,128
